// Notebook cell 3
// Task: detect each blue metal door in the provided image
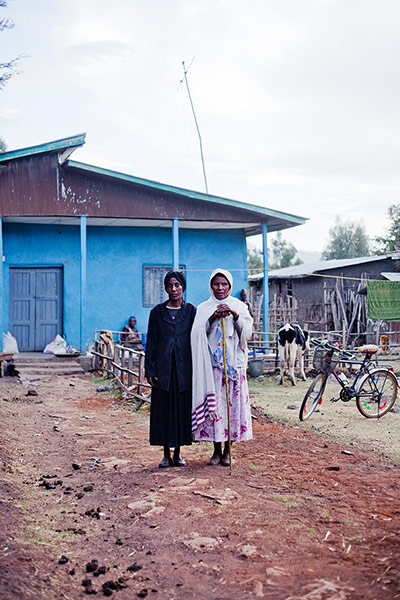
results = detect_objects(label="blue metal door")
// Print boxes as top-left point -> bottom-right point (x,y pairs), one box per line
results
9,268 -> 63,351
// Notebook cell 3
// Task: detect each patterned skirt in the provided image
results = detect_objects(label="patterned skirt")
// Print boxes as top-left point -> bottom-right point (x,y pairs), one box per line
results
193,366 -> 252,443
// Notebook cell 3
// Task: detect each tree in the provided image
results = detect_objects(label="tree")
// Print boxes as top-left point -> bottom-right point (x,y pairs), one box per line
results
0,136 -> 6,152
375,203 -> 400,253
247,246 -> 263,273
0,1 -> 20,90
247,233 -> 303,273
269,231 -> 302,270
321,216 -> 370,260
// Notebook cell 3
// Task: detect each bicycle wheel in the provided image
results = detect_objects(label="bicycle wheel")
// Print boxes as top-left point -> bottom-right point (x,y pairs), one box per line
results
356,369 -> 398,418
299,373 -> 327,421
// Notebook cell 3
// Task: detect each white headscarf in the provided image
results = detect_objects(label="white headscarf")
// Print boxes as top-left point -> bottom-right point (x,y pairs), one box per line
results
191,269 -> 253,432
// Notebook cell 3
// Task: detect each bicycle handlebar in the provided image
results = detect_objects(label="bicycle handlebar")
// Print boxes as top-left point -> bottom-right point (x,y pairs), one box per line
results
310,338 -> 355,360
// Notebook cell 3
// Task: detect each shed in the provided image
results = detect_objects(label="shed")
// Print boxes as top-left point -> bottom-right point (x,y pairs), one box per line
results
249,254 -> 400,344
0,134 -> 306,351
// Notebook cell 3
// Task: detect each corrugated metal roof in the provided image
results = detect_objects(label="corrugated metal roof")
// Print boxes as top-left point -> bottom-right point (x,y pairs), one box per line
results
0,133 -> 86,162
65,160 -> 307,232
249,255 -> 391,280
0,134 -> 308,234
382,272 -> 400,281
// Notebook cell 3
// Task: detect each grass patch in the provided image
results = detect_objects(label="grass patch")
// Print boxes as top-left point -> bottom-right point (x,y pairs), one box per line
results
269,493 -> 297,508
248,375 -> 400,464
91,376 -> 110,385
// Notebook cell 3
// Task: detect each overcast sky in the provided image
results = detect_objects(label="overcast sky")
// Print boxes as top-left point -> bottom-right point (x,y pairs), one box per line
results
2,0 -> 400,255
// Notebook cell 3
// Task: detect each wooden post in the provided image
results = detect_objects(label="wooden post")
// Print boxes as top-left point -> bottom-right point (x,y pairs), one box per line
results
93,340 -> 99,370
128,349 -> 133,387
138,354 -> 145,397
120,347 -> 125,386
108,344 -> 113,376
115,346 -> 120,378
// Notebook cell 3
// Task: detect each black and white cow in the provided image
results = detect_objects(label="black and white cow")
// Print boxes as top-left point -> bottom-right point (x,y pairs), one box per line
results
277,323 -> 310,386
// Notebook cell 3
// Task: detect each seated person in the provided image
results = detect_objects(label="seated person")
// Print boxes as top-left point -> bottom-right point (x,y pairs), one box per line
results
240,288 -> 254,318
121,316 -> 143,350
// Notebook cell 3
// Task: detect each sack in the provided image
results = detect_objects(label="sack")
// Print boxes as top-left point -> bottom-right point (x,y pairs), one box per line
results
3,332 -> 19,354
44,334 -> 67,355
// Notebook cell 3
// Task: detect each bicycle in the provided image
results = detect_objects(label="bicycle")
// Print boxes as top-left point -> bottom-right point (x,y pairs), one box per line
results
299,339 -> 399,421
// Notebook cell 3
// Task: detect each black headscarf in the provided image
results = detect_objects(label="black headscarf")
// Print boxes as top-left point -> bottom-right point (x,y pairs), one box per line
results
164,270 -> 186,292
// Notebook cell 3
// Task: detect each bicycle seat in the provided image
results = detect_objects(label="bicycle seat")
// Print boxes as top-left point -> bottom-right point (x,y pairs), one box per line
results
357,344 -> 379,354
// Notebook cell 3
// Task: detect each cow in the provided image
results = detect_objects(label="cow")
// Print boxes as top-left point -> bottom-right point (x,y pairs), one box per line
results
277,323 -> 310,386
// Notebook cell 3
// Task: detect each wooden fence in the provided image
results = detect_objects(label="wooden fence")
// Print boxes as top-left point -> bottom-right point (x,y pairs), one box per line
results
90,325 -> 399,397
248,327 -> 400,373
91,330 -> 151,409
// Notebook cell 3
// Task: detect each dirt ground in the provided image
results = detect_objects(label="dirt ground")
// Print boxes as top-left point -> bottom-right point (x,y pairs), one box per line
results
249,373 -> 400,464
1,372 -> 400,600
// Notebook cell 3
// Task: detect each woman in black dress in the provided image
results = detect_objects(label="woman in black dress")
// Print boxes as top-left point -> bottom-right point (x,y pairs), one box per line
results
145,270 -> 196,468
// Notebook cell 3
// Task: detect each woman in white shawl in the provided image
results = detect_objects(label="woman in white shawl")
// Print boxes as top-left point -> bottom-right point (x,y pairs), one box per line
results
191,269 -> 253,466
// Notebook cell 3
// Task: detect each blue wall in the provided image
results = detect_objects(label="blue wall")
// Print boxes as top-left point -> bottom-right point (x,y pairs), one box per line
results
180,228 -> 248,305
3,223 -> 248,350
3,223 -> 81,346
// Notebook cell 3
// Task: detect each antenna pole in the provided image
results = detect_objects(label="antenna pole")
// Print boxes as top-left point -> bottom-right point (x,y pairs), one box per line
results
182,60 -> 209,194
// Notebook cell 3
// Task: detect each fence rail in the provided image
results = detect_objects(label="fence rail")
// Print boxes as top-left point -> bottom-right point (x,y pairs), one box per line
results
248,328 -> 400,372
92,331 -> 151,409
91,327 -> 399,397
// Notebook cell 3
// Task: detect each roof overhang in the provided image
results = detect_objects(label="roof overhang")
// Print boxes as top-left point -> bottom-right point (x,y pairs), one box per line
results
0,133 -> 86,163
2,215 -> 260,233
382,272 -> 400,281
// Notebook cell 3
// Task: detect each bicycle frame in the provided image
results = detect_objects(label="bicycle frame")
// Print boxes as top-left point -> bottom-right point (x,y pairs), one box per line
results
330,355 -> 377,400
317,347 -> 394,403
300,339 -> 398,421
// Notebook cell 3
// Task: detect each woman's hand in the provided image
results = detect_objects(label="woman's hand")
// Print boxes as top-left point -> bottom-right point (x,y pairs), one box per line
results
148,376 -> 158,388
217,304 -> 239,321
208,309 -> 221,325
209,304 -> 239,324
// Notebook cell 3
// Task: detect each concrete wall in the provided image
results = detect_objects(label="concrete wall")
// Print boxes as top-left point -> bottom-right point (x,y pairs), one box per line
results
3,223 -> 248,350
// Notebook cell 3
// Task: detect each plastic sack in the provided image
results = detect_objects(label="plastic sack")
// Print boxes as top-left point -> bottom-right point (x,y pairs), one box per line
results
65,344 -> 79,354
43,334 -> 67,355
3,332 -> 19,354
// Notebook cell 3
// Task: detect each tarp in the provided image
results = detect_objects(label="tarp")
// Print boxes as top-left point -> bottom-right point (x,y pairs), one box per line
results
367,280 -> 400,321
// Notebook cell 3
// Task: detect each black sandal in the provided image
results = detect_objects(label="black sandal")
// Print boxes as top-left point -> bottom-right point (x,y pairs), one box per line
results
173,455 -> 186,467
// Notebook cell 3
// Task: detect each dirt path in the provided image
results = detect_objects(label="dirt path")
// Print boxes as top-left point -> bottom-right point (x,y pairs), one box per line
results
1,373 -> 400,600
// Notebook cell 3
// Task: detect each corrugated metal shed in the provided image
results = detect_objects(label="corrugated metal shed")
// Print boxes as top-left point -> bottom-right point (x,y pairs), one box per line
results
249,255 -> 397,281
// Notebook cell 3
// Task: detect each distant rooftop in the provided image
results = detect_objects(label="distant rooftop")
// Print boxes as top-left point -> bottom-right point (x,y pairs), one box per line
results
382,272 -> 400,281
249,254 -> 400,280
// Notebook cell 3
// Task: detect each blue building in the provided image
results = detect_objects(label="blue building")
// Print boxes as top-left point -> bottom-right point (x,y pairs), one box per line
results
0,134 -> 306,351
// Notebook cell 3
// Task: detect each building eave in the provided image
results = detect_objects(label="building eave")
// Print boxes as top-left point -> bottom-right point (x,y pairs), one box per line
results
0,133 -> 86,163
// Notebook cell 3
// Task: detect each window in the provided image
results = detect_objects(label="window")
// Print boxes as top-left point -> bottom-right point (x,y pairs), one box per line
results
143,265 -> 186,307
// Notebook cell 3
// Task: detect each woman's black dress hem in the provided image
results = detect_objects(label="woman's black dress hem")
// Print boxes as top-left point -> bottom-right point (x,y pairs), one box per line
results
149,351 -> 192,447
